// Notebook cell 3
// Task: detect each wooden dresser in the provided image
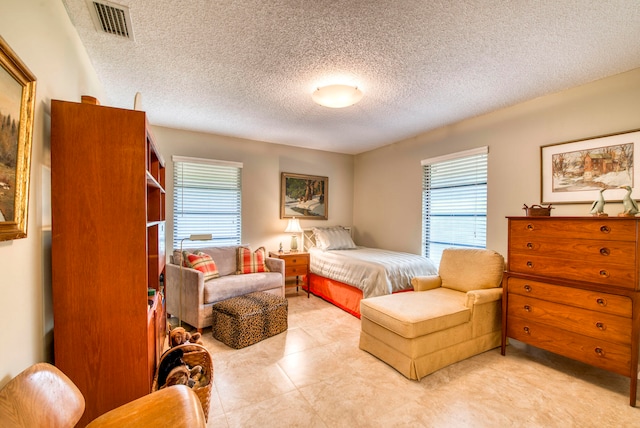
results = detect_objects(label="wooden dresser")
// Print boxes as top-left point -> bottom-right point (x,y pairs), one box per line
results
502,217 -> 640,406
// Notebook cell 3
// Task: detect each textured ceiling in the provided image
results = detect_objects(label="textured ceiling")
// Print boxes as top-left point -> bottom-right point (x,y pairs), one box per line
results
61,0 -> 640,154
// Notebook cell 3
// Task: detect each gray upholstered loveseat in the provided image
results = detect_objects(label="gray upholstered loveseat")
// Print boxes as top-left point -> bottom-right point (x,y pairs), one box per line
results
165,245 -> 285,332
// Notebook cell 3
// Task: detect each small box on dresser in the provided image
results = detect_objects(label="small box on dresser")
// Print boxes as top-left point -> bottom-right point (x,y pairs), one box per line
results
502,217 -> 640,406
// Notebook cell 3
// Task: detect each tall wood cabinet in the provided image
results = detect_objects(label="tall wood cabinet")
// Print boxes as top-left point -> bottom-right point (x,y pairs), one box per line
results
502,217 -> 640,406
51,98 -> 166,425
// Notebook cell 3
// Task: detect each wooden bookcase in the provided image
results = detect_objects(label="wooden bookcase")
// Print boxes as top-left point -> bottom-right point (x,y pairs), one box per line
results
51,98 -> 166,425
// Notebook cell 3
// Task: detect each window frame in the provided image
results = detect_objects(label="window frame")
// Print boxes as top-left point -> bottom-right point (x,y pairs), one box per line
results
172,156 -> 243,249
420,147 -> 488,265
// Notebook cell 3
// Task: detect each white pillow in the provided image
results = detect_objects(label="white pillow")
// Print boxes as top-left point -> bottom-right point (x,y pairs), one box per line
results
313,226 -> 357,250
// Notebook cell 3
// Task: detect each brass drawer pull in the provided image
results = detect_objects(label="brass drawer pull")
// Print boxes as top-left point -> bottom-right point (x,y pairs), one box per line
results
526,261 -> 533,268
594,347 -> 605,356
527,224 -> 534,230
524,285 -> 532,292
596,322 -> 606,331
599,247 -> 610,256
596,297 -> 607,307
524,305 -> 531,312
600,225 -> 611,234
599,270 -> 610,278
526,242 -> 533,249
523,326 -> 530,334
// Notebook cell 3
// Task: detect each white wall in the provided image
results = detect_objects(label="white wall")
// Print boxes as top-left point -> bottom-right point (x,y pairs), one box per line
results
0,0 -> 104,386
151,126 -> 354,255
353,68 -> 640,258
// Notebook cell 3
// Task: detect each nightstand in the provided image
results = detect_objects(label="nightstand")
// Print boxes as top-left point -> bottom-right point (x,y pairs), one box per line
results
269,251 -> 310,297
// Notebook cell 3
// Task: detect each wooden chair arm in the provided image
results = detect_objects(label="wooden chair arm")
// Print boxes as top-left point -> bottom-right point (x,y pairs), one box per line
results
86,385 -> 205,428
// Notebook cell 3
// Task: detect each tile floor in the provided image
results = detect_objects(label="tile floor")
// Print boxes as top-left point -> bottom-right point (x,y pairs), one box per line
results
189,291 -> 640,427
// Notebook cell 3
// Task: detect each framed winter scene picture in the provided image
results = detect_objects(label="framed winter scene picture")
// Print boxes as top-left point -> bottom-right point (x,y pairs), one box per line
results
0,36 -> 36,241
280,172 -> 328,219
541,129 -> 640,204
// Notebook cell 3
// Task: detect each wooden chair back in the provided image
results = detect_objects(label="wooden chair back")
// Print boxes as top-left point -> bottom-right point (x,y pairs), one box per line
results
0,362 -> 85,428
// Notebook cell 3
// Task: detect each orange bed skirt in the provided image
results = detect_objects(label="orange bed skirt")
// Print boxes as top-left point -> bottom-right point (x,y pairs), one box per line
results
306,273 -> 364,318
305,273 -> 415,318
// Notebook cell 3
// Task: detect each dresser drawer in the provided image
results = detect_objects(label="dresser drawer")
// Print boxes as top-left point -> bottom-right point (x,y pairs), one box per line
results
509,253 -> 636,289
509,218 -> 637,241
284,254 -> 309,267
507,316 -> 631,376
507,277 -> 632,317
508,294 -> 631,345
509,237 -> 636,264
285,265 -> 308,277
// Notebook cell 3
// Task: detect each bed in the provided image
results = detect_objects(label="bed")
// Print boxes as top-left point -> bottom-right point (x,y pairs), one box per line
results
303,226 -> 438,317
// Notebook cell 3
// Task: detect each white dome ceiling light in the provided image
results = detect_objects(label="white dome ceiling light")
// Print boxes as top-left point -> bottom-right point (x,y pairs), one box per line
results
312,84 -> 364,108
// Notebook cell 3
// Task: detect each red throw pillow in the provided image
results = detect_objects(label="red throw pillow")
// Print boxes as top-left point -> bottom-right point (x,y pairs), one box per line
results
184,252 -> 219,281
236,246 -> 269,274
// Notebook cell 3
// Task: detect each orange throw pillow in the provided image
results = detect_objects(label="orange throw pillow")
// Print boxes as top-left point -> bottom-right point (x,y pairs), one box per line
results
236,246 -> 269,274
184,252 -> 219,281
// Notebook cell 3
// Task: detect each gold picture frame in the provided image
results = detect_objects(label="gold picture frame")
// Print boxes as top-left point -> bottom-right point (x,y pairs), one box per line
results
0,36 -> 36,241
280,172 -> 328,219
541,129 -> 640,204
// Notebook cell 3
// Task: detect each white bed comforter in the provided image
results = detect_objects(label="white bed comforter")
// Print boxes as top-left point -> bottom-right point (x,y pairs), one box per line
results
309,246 -> 438,298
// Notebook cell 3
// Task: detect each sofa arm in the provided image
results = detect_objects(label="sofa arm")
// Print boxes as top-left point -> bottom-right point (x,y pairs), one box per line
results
165,263 -> 206,321
465,287 -> 503,308
411,275 -> 442,291
265,257 -> 285,286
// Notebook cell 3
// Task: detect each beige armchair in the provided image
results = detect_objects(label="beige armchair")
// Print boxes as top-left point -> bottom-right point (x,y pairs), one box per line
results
359,248 -> 505,380
0,362 -> 206,428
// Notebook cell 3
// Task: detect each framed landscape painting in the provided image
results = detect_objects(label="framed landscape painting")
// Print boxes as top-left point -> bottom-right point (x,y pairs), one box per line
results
541,129 -> 640,205
280,172 -> 328,219
0,36 -> 36,241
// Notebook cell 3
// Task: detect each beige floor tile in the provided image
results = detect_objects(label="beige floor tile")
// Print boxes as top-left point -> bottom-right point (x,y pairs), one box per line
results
207,384 -> 225,419
207,413 -> 228,428
214,362 -> 296,412
224,390 -> 327,428
178,293 -> 640,427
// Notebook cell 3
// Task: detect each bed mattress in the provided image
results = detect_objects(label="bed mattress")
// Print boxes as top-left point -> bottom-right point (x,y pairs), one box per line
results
309,246 -> 438,298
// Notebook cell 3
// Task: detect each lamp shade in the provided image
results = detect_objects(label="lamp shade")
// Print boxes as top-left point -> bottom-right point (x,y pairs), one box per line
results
188,233 -> 213,241
285,218 -> 302,233
312,84 -> 363,108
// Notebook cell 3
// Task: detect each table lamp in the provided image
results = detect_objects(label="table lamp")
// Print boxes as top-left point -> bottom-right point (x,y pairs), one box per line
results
285,218 -> 302,252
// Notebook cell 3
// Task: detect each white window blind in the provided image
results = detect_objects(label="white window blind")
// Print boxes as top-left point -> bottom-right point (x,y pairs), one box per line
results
173,156 -> 242,249
421,147 -> 488,265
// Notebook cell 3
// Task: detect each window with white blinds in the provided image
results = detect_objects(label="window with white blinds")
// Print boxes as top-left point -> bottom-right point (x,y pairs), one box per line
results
173,156 -> 242,249
421,147 -> 488,265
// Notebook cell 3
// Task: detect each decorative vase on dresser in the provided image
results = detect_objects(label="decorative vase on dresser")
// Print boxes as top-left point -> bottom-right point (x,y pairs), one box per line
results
502,216 -> 640,406
51,97 -> 166,425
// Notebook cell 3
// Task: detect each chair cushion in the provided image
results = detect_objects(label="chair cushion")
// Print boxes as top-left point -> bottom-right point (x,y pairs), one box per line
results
360,288 -> 470,339
439,248 -> 504,292
203,272 -> 282,304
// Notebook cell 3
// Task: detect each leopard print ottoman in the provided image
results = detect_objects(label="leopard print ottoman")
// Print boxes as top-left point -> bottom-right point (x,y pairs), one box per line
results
211,291 -> 288,349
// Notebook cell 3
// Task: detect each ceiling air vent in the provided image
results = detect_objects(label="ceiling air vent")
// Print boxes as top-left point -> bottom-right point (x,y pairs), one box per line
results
87,0 -> 135,40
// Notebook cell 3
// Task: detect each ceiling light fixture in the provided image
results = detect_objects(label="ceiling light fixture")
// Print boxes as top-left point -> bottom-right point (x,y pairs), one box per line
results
312,84 -> 363,108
